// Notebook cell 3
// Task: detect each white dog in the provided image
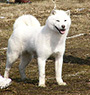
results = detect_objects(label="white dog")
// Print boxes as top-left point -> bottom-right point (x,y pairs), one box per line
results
4,10 -> 71,87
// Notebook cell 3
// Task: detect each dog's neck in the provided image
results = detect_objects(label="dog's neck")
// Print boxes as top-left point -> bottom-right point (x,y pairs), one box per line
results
42,24 -> 68,42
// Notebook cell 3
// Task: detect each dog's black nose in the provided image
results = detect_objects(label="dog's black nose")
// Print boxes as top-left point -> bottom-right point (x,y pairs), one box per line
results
62,25 -> 65,28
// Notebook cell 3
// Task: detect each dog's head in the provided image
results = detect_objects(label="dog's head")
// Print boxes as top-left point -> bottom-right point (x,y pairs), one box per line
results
46,10 -> 71,35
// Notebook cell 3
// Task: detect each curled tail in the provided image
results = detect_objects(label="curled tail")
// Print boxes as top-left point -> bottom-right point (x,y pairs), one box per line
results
13,15 -> 40,29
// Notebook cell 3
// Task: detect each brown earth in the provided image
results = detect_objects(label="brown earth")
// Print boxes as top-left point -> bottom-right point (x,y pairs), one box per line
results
0,0 -> 90,95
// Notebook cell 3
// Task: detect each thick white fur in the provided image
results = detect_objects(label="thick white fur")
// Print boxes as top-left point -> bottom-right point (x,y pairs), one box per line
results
4,10 -> 71,87
14,15 -> 40,29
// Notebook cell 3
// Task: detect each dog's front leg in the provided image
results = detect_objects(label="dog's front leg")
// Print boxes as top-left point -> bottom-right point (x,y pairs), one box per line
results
55,55 -> 66,86
38,58 -> 46,87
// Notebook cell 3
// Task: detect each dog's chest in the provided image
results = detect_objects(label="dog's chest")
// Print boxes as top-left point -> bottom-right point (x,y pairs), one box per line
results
53,43 -> 65,53
50,44 -> 65,58
46,38 -> 65,57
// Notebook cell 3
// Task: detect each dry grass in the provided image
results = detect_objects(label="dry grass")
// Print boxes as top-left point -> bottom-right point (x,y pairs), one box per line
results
0,0 -> 90,95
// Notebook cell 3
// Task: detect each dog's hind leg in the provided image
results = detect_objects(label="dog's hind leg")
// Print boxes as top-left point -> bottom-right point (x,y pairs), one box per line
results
4,51 -> 20,78
19,52 -> 33,80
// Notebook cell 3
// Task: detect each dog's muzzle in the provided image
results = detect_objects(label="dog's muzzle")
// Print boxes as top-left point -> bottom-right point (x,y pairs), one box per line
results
54,25 -> 66,34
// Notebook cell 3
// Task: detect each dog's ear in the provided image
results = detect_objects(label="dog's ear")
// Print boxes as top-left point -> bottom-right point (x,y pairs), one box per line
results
51,10 -> 56,15
66,10 -> 70,16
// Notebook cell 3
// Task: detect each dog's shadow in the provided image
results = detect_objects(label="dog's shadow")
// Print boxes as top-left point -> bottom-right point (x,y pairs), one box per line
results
64,55 -> 90,65
12,78 -> 38,85
13,55 -> 90,84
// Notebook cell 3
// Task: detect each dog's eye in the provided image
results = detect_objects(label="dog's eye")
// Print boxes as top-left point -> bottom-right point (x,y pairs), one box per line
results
56,20 -> 60,22
64,20 -> 67,22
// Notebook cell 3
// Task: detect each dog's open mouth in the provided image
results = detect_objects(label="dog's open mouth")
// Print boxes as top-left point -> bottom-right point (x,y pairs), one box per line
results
54,26 -> 66,34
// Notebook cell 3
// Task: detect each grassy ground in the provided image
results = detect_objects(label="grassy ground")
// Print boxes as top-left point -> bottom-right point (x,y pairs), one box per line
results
0,0 -> 90,95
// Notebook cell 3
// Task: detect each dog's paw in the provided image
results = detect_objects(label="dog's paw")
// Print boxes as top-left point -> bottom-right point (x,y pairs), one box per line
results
0,77 -> 12,89
38,84 -> 46,87
58,82 -> 67,86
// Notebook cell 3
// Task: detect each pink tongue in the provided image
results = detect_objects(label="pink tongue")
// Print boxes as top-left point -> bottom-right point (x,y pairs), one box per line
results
60,31 -> 65,34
